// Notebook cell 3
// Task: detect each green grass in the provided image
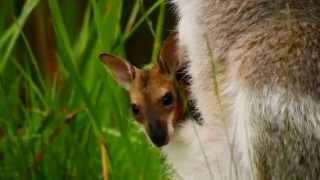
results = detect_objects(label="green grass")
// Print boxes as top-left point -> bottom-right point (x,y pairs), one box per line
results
0,0 -> 171,179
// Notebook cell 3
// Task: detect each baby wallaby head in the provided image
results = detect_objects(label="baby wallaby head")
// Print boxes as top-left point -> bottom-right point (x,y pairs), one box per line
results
100,33 -> 189,147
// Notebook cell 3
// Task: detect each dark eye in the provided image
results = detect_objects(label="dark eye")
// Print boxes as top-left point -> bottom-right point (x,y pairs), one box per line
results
131,104 -> 140,115
161,92 -> 173,107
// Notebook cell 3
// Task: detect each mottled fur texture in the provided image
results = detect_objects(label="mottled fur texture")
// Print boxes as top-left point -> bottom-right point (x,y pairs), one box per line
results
172,0 -> 320,179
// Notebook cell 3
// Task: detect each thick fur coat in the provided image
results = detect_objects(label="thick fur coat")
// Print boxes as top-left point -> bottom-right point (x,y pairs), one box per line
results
170,0 -> 320,179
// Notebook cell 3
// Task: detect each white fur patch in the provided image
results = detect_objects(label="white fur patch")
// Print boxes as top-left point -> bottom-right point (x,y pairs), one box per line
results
162,119 -> 232,180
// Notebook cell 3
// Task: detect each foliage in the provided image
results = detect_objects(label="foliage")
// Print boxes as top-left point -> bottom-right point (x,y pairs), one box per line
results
0,0 -> 170,179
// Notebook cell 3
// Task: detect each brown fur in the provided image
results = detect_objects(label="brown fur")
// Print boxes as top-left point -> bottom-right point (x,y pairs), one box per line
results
130,66 -> 185,127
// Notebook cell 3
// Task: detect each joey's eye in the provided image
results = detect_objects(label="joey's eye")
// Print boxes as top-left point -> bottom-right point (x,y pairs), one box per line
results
131,104 -> 140,115
161,92 -> 173,107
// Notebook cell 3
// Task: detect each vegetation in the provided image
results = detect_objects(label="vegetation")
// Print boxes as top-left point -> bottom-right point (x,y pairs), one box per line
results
0,0 -> 171,179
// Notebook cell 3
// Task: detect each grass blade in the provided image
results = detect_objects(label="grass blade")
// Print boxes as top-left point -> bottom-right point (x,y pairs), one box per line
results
0,0 -> 40,73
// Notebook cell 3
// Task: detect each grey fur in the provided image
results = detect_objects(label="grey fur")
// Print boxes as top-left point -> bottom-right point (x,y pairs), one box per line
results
173,0 -> 320,179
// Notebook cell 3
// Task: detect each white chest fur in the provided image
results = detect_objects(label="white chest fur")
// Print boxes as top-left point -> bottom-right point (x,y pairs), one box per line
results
162,119 -> 232,180
162,120 -> 210,180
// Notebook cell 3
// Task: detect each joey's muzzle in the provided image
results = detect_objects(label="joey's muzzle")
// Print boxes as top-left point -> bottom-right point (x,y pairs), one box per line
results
148,119 -> 169,147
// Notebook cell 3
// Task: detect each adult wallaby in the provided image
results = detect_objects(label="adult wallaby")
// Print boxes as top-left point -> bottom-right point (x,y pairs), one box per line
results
173,0 -> 320,179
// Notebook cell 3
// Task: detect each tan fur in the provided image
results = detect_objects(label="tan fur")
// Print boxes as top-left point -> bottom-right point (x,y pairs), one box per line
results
129,66 -> 184,128
100,33 -> 189,147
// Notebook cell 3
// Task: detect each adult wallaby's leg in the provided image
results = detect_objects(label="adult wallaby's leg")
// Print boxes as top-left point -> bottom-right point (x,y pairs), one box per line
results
174,0 -> 320,179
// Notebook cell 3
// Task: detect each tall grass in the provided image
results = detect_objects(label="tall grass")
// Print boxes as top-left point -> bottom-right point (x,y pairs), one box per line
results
0,0 -> 170,179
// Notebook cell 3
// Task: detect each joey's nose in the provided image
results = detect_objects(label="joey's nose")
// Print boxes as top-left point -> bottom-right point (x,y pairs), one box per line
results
148,122 -> 169,147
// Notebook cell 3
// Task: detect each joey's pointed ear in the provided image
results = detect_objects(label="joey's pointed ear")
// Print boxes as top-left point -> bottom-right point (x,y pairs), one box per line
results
158,32 -> 181,74
99,53 -> 135,90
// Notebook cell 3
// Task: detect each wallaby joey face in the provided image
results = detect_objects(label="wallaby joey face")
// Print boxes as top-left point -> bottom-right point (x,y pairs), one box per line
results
100,34 -> 187,147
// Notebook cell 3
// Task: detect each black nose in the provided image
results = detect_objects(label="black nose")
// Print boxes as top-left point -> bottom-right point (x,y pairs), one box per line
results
148,121 -> 168,147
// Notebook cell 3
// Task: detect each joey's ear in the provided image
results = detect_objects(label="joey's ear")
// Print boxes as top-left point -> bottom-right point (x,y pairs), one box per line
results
99,53 -> 135,90
158,32 -> 181,74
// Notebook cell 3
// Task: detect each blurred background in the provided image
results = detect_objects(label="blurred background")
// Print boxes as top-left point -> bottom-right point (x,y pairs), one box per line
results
0,0 -> 176,179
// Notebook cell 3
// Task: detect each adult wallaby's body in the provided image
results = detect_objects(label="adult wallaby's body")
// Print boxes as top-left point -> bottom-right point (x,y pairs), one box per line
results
174,0 -> 320,179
